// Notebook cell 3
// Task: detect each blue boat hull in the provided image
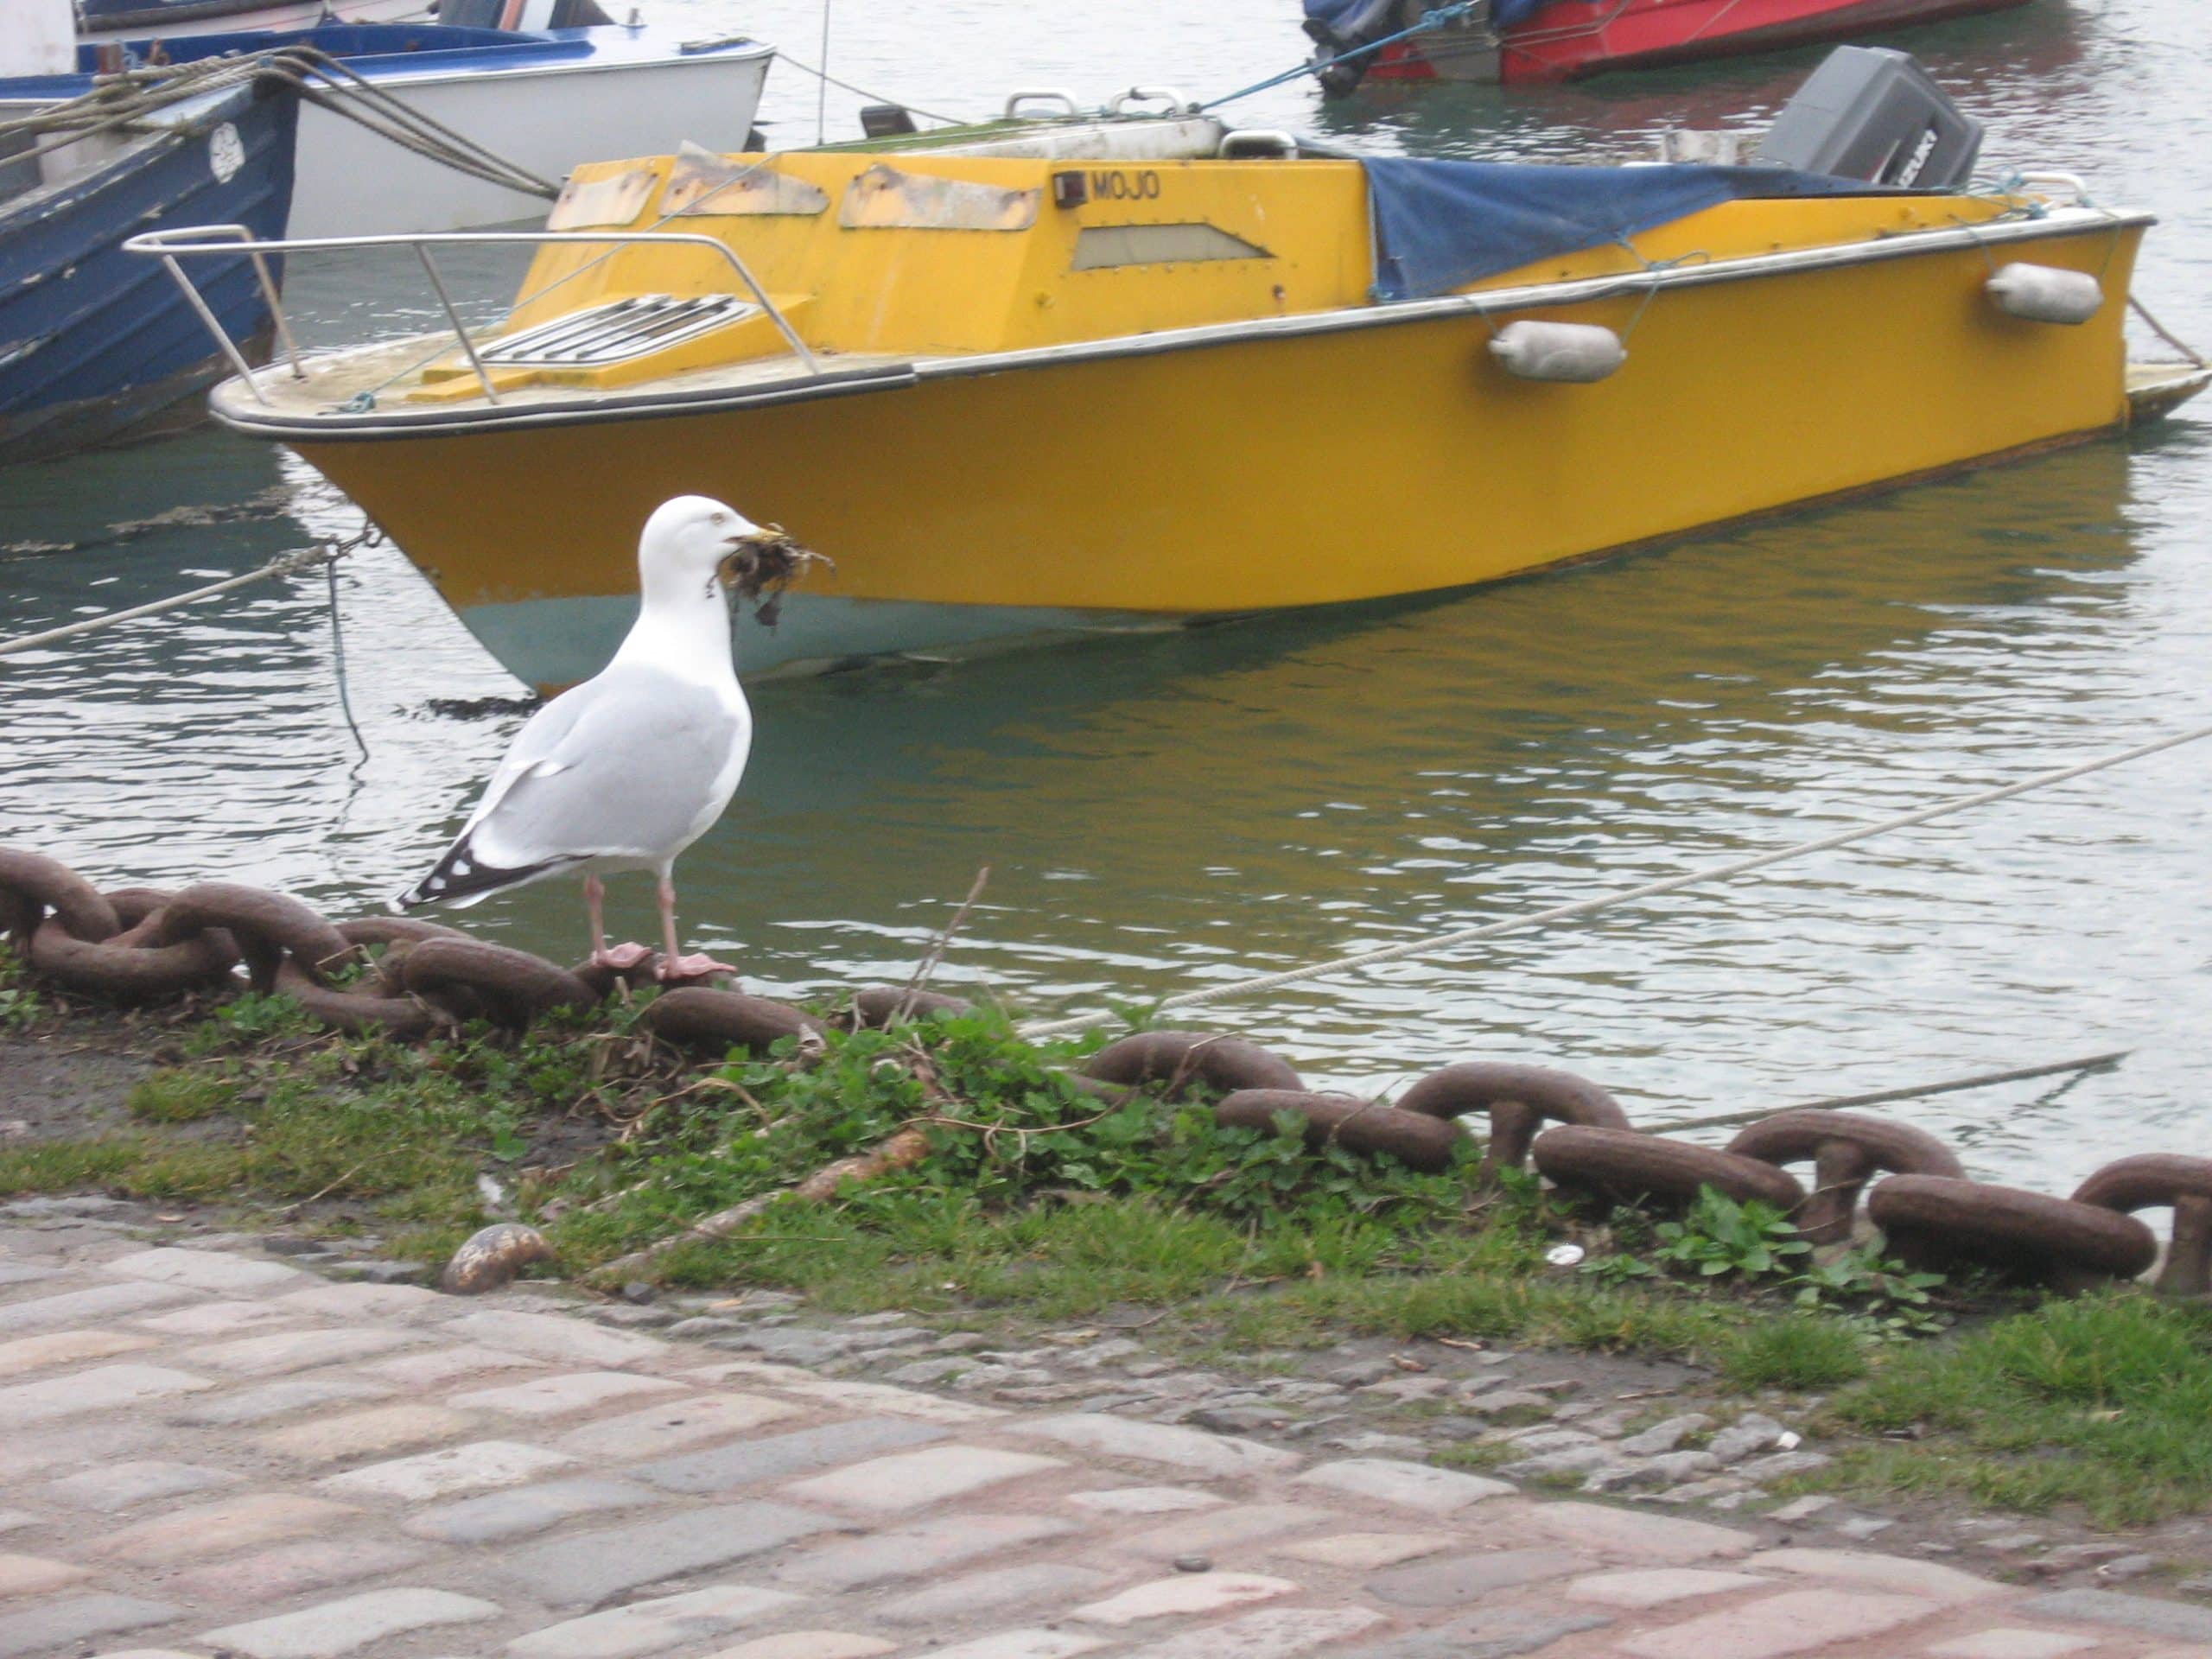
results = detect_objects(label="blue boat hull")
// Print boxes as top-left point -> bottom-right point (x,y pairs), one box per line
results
0,81 -> 298,467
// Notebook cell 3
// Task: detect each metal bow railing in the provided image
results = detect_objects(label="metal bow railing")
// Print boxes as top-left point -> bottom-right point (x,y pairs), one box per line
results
124,224 -> 820,407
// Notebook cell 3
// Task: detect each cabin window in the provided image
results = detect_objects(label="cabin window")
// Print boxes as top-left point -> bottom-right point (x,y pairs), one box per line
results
1070,223 -> 1272,270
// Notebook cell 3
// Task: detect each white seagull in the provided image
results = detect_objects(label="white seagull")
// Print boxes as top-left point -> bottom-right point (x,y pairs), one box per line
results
396,494 -> 787,980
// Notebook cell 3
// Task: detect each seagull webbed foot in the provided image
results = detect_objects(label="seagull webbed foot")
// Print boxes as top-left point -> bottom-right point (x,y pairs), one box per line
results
655,954 -> 741,986
589,942 -> 655,973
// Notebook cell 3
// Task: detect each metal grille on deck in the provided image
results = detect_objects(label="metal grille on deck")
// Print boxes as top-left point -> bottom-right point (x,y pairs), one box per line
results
481,295 -> 756,366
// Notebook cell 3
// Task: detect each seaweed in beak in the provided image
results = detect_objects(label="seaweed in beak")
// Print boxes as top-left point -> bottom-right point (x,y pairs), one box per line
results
717,527 -> 834,628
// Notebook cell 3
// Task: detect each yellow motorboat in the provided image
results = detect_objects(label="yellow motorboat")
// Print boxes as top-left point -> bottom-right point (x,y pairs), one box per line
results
143,57 -> 2207,689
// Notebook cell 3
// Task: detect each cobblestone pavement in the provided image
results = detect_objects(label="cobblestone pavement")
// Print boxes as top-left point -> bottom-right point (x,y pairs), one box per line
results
4,1205 -> 2211,1659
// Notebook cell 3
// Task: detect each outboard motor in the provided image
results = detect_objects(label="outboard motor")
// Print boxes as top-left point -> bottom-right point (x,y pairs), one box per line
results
1753,46 -> 1982,189
1304,0 -> 1414,97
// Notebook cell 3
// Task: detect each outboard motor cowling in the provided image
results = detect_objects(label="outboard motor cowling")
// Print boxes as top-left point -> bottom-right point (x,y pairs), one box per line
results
1753,46 -> 1982,190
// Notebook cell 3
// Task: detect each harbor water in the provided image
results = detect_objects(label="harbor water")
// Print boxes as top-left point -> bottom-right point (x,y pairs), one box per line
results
1,0 -> 2206,1198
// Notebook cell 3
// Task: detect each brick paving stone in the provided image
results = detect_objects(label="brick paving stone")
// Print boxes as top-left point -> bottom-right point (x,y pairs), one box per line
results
201,1586 -> 502,1659
919,1634 -> 1109,1659
556,1393 -> 798,1459
44,1459 -> 243,1510
320,1440 -> 580,1502
137,1299 -> 303,1337
1124,1503 -> 1337,1560
101,1493 -> 361,1566
778,1513 -> 1078,1591
1341,1606 -> 1614,1659
1014,1413 -> 1300,1478
0,1362 -> 213,1425
1745,1549 -> 2010,1605
0,1281 -> 195,1334
1367,1548 -> 1593,1609
1517,1501 -> 1758,1561
171,1537 -> 431,1607
0,1421 -> 156,1481
0,1327 -> 156,1376
275,1281 -> 443,1318
259,1404 -> 479,1464
501,1503 -> 839,1608
1927,1634 -> 2098,1659
879,1563 -> 1116,1626
1128,1604 -> 1388,1658
686,1362 -> 1005,1426
699,1638 -> 894,1659
1276,1532 -> 1456,1569
699,1637 -> 894,1659
506,1584 -> 801,1659
365,1345 -> 543,1388
107,1247 -> 308,1294
1071,1572 -> 1301,1626
1620,1588 -> 1940,1659
1567,1568 -> 1774,1609
447,1311 -> 670,1368
169,1375 -> 391,1426
782,1445 -> 1064,1513
2022,1591 -> 2212,1643
452,1372 -> 687,1417
0,1516 -> 29,1537
1066,1486 -> 1226,1515
0,1592 -> 181,1659
406,1477 -> 665,1544
1294,1459 -> 1512,1515
629,1417 -> 947,1493
0,1552 -> 91,1599
189,1326 -> 424,1376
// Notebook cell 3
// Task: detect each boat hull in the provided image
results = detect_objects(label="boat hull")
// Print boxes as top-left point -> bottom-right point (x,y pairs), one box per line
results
284,43 -> 772,238
274,217 -> 2139,690
276,219 -> 2141,690
1370,0 -> 2037,84
0,86 -> 296,467
80,0 -> 432,40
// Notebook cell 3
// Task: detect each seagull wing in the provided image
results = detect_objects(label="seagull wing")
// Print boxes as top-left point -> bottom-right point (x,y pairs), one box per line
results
397,664 -> 749,909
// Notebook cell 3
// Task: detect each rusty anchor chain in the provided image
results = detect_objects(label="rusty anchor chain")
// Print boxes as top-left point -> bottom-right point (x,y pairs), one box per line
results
2,842 -> 2202,1298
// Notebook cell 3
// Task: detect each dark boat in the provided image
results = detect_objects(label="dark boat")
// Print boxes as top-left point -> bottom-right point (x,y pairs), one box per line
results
0,70 -> 298,466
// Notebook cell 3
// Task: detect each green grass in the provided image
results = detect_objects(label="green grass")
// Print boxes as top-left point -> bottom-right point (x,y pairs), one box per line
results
12,949 -> 2211,1529
1808,1292 -> 2212,1527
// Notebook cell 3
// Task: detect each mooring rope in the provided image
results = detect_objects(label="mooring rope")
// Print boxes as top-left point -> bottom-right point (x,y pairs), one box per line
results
1639,1050 -> 2132,1136
0,524 -> 377,661
1020,719 -> 2212,1038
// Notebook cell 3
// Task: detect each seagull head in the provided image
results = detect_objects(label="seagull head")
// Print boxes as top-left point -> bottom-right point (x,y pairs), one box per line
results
639,494 -> 769,597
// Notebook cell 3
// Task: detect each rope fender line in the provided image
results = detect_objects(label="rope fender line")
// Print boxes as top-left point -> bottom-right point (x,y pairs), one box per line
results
1019,717 -> 2212,1039
0,844 -> 2201,1292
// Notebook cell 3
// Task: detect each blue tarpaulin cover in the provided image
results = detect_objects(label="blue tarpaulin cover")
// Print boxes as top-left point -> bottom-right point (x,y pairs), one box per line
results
1363,156 -> 1893,301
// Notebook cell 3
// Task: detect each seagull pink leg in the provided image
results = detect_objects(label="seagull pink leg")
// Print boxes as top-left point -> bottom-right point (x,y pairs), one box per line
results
584,874 -> 652,973
654,873 -> 738,982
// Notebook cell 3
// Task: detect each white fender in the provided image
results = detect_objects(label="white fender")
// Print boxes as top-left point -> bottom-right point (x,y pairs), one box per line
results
1488,321 -> 1626,384
1986,263 -> 2104,326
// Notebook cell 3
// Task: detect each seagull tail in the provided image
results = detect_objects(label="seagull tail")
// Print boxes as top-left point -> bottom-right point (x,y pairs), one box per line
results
395,830 -> 577,912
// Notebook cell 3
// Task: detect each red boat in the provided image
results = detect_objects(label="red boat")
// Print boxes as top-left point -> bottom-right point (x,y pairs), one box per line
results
1304,0 -> 2037,88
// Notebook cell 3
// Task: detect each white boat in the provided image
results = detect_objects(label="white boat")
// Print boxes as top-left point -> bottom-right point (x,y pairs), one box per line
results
11,21 -> 773,237
79,0 -> 435,41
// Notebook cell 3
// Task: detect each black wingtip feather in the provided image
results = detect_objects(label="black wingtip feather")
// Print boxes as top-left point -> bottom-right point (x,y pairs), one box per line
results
397,831 -> 572,911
